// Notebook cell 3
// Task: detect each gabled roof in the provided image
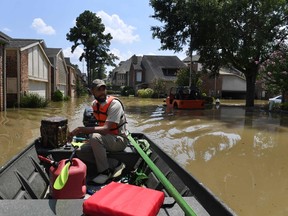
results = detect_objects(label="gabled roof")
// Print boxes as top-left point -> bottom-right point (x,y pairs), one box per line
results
183,55 -> 200,63
0,31 -> 11,43
65,57 -> 73,66
131,55 -> 143,70
113,59 -> 132,74
112,55 -> 143,75
44,48 -> 62,57
6,38 -> 43,50
5,38 -> 51,65
142,55 -> 186,80
219,67 -> 245,80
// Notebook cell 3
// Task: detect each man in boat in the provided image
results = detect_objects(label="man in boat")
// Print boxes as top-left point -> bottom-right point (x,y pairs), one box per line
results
68,79 -> 128,184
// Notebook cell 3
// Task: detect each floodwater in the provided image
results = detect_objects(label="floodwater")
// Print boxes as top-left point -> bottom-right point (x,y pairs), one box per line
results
1,96 -> 288,216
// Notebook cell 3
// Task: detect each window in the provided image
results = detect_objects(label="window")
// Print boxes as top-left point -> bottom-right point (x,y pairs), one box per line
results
162,68 -> 177,76
136,71 -> 142,82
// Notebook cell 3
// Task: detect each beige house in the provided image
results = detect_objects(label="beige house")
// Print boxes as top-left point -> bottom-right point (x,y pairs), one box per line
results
0,32 -> 84,111
0,32 -> 10,111
65,57 -> 77,98
44,48 -> 68,97
5,39 -> 52,107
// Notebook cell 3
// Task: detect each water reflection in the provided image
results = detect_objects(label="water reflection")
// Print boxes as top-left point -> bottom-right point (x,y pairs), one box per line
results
123,99 -> 288,216
0,96 -> 92,166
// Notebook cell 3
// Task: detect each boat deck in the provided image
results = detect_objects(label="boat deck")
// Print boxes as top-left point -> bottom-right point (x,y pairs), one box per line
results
0,133 -> 236,216
0,197 -> 209,216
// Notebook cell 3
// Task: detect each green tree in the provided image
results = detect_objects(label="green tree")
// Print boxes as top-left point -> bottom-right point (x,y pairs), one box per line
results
150,0 -> 288,107
66,10 -> 118,85
152,78 -> 166,98
176,67 -> 202,88
259,45 -> 288,102
75,78 -> 88,97
176,68 -> 190,86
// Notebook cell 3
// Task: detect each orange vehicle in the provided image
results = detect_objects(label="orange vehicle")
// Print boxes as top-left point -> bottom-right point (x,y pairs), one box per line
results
165,86 -> 205,109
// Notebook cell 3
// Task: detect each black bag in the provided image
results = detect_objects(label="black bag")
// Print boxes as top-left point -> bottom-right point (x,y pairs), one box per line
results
40,116 -> 68,148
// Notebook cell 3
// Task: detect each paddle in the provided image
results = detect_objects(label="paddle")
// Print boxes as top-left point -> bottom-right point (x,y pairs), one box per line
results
38,155 -> 59,167
126,132 -> 197,216
53,146 -> 78,190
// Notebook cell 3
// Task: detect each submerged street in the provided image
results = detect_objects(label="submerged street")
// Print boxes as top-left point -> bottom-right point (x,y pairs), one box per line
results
1,96 -> 288,216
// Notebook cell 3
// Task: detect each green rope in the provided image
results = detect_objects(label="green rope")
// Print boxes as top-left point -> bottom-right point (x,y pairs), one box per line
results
127,133 -> 197,216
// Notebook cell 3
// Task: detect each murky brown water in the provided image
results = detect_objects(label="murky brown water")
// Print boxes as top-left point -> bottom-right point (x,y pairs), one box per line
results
1,96 -> 288,216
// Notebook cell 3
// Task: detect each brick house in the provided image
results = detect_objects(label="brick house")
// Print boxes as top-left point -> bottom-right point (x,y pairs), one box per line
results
183,56 -> 247,99
0,32 -> 10,111
44,48 -> 68,97
111,55 -> 187,92
65,57 -> 77,98
5,39 -> 52,107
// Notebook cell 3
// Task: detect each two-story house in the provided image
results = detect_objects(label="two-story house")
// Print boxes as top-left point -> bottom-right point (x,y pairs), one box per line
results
183,55 -> 247,99
0,31 -> 83,111
65,57 -> 77,98
111,55 -> 187,92
5,39 -> 52,107
44,48 -> 68,97
0,32 -> 10,111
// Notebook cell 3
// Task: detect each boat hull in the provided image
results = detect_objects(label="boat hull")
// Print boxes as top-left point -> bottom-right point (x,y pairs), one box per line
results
0,133 -> 235,216
166,96 -> 205,109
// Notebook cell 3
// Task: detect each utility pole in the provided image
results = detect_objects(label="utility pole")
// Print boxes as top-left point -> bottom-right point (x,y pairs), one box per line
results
189,32 -> 193,88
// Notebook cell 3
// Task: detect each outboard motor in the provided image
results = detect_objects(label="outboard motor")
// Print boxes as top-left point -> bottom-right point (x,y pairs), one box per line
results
83,106 -> 97,127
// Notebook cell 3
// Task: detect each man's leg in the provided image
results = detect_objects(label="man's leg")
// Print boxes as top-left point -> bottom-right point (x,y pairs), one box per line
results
90,133 -> 127,173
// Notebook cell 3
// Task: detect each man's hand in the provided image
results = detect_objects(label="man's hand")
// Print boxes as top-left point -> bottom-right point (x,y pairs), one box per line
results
67,127 -> 80,142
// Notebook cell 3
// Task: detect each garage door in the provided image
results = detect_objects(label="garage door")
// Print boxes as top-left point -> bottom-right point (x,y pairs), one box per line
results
58,84 -> 66,97
29,80 -> 47,99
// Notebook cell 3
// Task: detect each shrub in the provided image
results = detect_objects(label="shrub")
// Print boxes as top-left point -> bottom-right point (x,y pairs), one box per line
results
52,90 -> 63,101
121,86 -> 135,96
20,93 -> 48,108
74,79 -> 88,97
281,102 -> 288,111
63,96 -> 70,101
137,88 -> 154,98
203,96 -> 213,104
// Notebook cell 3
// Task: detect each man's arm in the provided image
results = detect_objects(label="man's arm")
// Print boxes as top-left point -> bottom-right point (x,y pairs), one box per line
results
68,121 -> 115,141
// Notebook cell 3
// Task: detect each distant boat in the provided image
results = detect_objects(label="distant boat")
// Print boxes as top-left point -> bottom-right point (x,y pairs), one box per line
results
165,86 -> 205,109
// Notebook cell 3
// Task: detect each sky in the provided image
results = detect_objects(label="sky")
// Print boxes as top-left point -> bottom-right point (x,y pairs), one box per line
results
0,0 -> 187,73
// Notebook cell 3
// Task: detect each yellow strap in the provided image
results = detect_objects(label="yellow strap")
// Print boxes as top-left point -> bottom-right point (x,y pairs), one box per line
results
71,141 -> 85,147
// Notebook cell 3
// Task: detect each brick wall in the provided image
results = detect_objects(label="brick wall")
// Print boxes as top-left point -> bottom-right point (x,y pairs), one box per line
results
201,74 -> 223,97
0,46 -> 3,111
20,50 -> 29,93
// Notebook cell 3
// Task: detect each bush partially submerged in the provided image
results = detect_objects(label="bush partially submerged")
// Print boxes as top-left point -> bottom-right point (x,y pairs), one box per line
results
52,90 -> 63,101
20,93 -> 48,108
137,88 -> 154,98
121,86 -> 135,96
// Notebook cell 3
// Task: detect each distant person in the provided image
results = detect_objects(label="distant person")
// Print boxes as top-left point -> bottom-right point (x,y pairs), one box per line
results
215,98 -> 220,109
68,79 -> 128,184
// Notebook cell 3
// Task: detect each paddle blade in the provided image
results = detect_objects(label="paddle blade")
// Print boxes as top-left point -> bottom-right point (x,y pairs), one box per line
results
53,161 -> 71,190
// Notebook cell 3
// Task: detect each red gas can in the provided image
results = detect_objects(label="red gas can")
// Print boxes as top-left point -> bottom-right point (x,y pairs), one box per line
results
49,158 -> 86,199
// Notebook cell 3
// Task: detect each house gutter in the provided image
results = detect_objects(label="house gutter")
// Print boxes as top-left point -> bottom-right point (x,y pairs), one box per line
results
3,45 -> 7,111
17,49 -> 21,107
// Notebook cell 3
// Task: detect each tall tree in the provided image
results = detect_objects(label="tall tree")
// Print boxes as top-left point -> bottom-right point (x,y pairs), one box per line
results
259,44 -> 288,102
150,0 -> 288,107
66,10 -> 118,85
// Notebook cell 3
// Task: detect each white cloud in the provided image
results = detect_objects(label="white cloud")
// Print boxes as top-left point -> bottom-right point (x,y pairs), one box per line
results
31,18 -> 56,35
63,46 -> 86,72
110,48 -> 131,61
3,27 -> 11,32
97,11 -> 140,44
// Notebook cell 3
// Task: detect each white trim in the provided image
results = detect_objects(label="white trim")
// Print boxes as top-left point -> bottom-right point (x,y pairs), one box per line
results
20,42 -> 40,52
